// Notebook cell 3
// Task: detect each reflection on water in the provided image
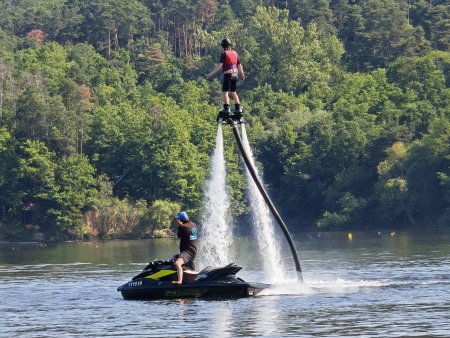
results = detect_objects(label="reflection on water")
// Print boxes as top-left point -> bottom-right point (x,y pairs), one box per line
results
208,302 -> 233,338
1,229 -> 450,337
252,296 -> 282,336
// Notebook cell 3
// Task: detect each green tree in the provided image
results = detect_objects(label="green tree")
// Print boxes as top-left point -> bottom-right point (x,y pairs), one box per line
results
68,0 -> 152,54
15,79 -> 79,155
289,0 -> 336,35
425,5 -> 450,51
356,0 -> 430,70
317,192 -> 367,230
229,0 -> 258,18
405,118 -> 450,226
0,55 -> 16,129
67,43 -> 108,86
245,6 -> 344,96
87,101 -> 151,199
143,94 -> 207,211
138,199 -> 181,237
437,170 -> 450,226
387,52 -> 449,105
330,1 -> 365,70
15,140 -> 59,234
47,154 -> 99,239
329,69 -> 402,127
85,176 -> 147,239
375,141 -> 415,225
0,129 -> 19,224
5,0 -> 66,40
16,42 -> 76,94
143,54 -> 184,94
387,51 -> 450,135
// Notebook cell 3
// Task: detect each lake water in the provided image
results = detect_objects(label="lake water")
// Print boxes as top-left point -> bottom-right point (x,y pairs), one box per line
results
1,228 -> 449,337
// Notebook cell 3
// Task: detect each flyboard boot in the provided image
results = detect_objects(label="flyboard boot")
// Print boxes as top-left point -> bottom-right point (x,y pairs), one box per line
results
217,106 -> 244,124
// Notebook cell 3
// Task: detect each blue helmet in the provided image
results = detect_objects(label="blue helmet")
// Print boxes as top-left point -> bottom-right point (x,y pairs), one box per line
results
177,211 -> 189,221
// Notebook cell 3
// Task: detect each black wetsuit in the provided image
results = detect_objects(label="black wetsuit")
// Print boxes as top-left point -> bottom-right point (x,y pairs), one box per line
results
177,221 -> 198,270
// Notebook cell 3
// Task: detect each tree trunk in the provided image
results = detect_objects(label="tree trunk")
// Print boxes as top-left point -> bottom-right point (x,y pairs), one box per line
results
108,29 -> 111,55
173,22 -> 177,56
79,133 -> 83,155
178,25 -> 182,58
11,74 -> 17,130
184,23 -> 188,58
0,60 -> 4,123
113,28 -> 119,51
400,200 -> 416,225
128,23 -> 133,52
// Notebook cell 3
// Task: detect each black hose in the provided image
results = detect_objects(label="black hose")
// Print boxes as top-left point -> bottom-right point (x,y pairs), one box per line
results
231,124 -> 303,282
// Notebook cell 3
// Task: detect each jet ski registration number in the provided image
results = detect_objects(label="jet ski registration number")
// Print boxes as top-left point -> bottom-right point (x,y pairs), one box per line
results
128,281 -> 143,287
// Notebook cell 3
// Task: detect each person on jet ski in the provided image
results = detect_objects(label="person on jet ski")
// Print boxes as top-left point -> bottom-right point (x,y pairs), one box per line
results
206,38 -> 245,115
173,211 -> 198,284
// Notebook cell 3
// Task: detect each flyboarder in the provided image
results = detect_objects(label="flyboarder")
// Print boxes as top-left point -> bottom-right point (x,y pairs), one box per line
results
173,211 -> 198,284
206,38 -> 245,116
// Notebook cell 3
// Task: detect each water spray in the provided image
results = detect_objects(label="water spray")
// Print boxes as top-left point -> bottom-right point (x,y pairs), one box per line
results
198,124 -> 234,268
218,114 -> 303,282
241,124 -> 286,283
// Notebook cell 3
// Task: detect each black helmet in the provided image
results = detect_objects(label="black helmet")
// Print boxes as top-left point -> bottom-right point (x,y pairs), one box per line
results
220,38 -> 232,48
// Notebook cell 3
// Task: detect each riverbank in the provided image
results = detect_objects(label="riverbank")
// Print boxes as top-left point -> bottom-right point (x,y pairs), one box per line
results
0,227 -> 177,243
2,225 -> 449,244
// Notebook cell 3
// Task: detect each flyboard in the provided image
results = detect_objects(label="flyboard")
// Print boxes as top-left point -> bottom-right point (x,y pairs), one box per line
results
218,109 -> 303,282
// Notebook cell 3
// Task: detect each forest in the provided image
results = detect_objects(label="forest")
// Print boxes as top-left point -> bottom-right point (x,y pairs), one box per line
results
0,0 -> 449,241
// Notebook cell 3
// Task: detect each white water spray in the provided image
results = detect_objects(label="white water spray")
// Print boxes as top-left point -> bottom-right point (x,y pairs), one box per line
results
198,124 -> 233,268
241,124 -> 287,283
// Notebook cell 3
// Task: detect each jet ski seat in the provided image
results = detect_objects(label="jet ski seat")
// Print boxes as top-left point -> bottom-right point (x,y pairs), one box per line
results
195,263 -> 242,282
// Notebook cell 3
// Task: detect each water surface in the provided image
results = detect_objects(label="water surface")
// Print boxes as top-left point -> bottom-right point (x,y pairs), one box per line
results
1,229 -> 449,337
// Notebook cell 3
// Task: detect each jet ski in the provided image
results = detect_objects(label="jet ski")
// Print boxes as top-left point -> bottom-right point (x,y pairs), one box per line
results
117,258 -> 270,300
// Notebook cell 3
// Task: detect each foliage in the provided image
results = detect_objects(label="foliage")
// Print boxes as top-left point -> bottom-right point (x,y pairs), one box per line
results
1,2 -> 450,240
244,7 -> 344,96
404,118 -> 450,226
46,154 -> 99,240
138,199 -> 181,237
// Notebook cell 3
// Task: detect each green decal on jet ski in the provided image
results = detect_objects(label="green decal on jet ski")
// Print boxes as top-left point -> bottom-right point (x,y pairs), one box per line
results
145,269 -> 176,280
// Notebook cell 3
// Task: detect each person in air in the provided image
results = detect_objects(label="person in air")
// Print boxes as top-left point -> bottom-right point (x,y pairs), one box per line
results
172,211 -> 198,284
206,38 -> 245,115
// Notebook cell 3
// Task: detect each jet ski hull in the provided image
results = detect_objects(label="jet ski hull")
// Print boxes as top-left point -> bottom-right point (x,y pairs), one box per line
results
117,260 -> 270,300
118,281 -> 268,300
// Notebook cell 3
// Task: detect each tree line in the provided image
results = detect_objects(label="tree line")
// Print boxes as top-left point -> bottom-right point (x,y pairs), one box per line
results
0,1 -> 449,241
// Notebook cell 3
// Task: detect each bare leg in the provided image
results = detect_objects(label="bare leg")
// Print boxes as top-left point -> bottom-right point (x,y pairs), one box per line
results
223,91 -> 230,104
230,92 -> 240,104
173,257 -> 184,284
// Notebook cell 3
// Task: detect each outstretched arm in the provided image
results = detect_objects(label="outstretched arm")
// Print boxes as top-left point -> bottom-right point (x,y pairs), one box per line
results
206,63 -> 223,78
